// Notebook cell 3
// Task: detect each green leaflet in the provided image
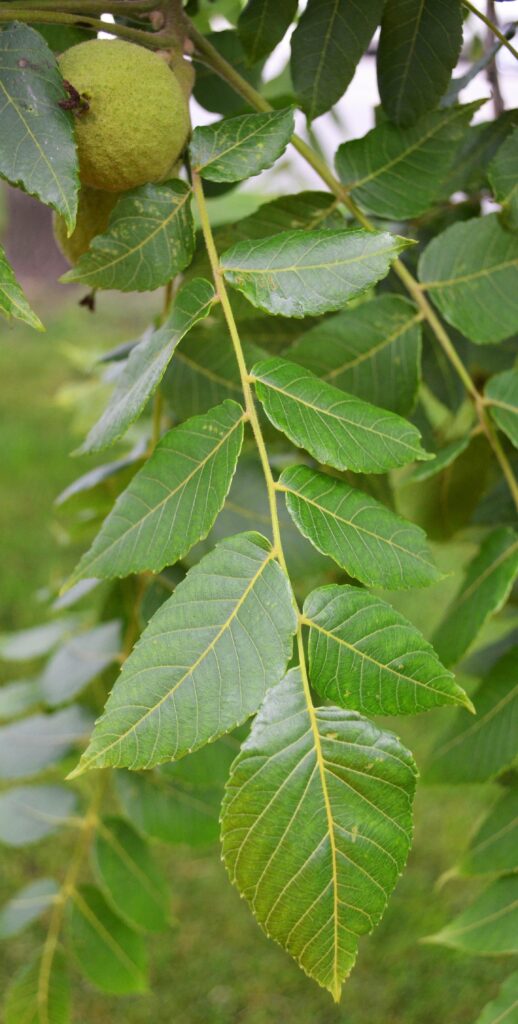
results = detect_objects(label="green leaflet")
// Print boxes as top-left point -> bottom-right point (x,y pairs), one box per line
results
409,437 -> 470,483
486,369 -> 518,448
0,785 -> 78,847
0,618 -> 79,661
163,327 -> 265,420
279,465 -> 441,590
304,585 -> 471,716
489,126 -> 518,231
473,972 -> 518,1024
68,884 -> 148,994
419,214 -> 518,345
433,528 -> 518,667
93,817 -> 169,932
39,620 -> 121,706
291,0 -> 384,120
0,680 -> 41,720
458,789 -> 518,877
70,533 -> 297,776
0,706 -> 93,779
0,244 -> 43,331
287,294 -> 422,416
425,876 -> 518,955
61,181 -> 194,292
67,401 -> 245,585
335,102 -> 481,220
377,0 -> 463,126
0,23 -> 78,231
0,878 -> 58,939
238,0 -> 298,62
425,647 -> 518,785
221,668 -> 417,999
78,278 -> 215,454
190,108 -> 294,182
220,228 -> 412,318
251,356 -> 431,473
5,949 -> 70,1024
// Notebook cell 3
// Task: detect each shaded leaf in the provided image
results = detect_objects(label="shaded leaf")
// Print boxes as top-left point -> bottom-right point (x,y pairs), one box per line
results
279,465 -> 441,590
68,884 -> 148,994
93,817 -> 169,932
486,369 -> 518,448
473,972 -> 518,1024
426,876 -> 518,955
238,0 -> 298,63
68,401 -> 245,585
61,181 -> 194,292
419,215 -> 518,345
4,949 -> 70,1024
56,447 -> 145,505
0,244 -> 43,331
222,668 -> 417,999
191,108 -> 294,182
71,533 -> 297,775
304,584 -> 471,716
489,126 -> 518,230
0,878 -> 58,939
0,705 -> 93,779
0,784 -> 78,847
408,437 -> 470,483
459,789 -> 518,877
221,228 -> 412,318
193,30 -> 263,116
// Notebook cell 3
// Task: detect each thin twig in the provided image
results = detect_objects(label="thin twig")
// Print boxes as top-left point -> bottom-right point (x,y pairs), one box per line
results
462,0 -> 518,60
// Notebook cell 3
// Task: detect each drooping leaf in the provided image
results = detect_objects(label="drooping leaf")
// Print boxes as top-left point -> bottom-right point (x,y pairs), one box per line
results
61,181 -> 194,292
0,244 -> 43,331
238,0 -> 298,63
252,356 -> 431,473
0,878 -> 58,939
221,229 -> 412,318
290,0 -> 384,120
68,884 -> 148,994
93,817 -> 169,932
473,972 -> 518,1024
39,621 -> 121,706
0,706 -> 93,779
377,0 -> 463,126
0,617 -> 78,661
459,789 -> 518,877
485,369 -> 518,448
426,876 -> 518,955
71,533 -> 297,776
287,295 -> 422,416
0,23 -> 78,230
67,401 -> 245,585
335,102 -> 481,220
78,278 -> 215,454
190,108 -> 294,182
432,528 -> 518,667
419,214 -> 518,345
0,679 -> 41,720
426,647 -> 518,784
222,668 -> 417,999
0,784 -> 78,847
279,465 -> 441,590
4,949 -> 70,1024
489,126 -> 518,230
304,584 -> 471,716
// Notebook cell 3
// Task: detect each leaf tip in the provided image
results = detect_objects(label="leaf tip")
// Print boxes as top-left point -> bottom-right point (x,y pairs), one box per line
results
65,760 -> 86,781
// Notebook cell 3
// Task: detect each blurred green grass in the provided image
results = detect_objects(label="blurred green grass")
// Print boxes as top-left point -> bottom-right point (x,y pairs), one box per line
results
0,296 -> 509,1023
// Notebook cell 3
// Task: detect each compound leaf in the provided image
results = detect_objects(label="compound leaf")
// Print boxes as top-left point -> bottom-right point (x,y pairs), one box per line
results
68,884 -> 148,994
190,108 -> 294,182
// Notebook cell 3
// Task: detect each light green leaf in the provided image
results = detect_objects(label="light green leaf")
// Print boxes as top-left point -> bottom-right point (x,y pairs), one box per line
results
61,180 -> 194,292
304,584 -> 471,716
222,668 -> 417,999
252,356 -> 431,473
93,817 -> 169,932
70,533 -> 297,776
336,102 -> 481,220
78,278 -> 215,454
459,789 -> 518,877
4,949 -> 70,1024
0,244 -> 43,331
0,23 -> 78,230
489,126 -> 518,230
287,295 -> 422,416
486,369 -> 518,448
426,647 -> 518,784
0,785 -> 78,847
68,884 -> 148,994
426,876 -> 518,955
377,0 -> 463,126
419,214 -> 518,345
473,972 -> 518,1024
0,878 -> 58,939
0,679 -> 41,720
190,108 -> 294,182
0,617 -> 79,661
39,621 -> 121,706
221,228 -> 412,318
238,0 -> 298,62
279,465 -> 441,590
290,0 -> 384,120
0,706 -> 93,779
408,437 -> 470,483
67,401 -> 245,585
433,528 -> 518,667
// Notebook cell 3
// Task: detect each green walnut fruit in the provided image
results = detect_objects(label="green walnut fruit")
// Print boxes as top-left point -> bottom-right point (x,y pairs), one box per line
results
58,39 -> 190,192
54,186 -> 117,264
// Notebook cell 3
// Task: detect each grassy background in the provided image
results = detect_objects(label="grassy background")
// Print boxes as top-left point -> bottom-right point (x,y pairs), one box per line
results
0,293 -> 509,1023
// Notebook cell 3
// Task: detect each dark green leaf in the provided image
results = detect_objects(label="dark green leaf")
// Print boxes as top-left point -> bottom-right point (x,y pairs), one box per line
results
426,876 -> 518,955
0,706 -> 93,779
4,949 -> 70,1024
0,785 -> 78,847
190,108 -> 294,182
0,244 -> 43,331
193,30 -> 263,116
238,0 -> 298,63
489,126 -> 518,230
459,789 -> 518,876
486,369 -> 518,448
0,878 -> 58,939
93,817 -> 169,932
68,884 -> 148,994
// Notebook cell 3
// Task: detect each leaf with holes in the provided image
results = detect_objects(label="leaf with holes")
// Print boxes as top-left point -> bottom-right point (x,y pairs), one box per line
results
68,884 -> 148,994
93,817 -> 169,932
221,668 -> 417,999
190,108 -> 294,182
0,244 -> 43,331
485,369 -> 518,449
